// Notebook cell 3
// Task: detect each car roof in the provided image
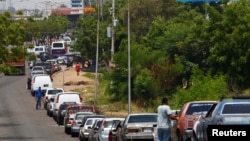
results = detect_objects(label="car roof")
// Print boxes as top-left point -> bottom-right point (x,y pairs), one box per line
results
186,101 -> 218,104
75,112 -> 95,115
102,117 -> 124,121
46,88 -> 64,91
128,113 -> 158,116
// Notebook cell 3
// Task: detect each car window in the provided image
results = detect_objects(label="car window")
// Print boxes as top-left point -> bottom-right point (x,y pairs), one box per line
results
48,90 -> 63,95
103,121 -> 113,128
222,103 -> 250,114
205,103 -> 217,118
86,119 -> 93,125
76,114 -> 86,120
59,104 -> 69,110
128,115 -> 157,123
186,103 -> 215,115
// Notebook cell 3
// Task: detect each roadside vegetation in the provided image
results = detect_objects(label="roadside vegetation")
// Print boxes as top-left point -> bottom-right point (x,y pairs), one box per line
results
2,0 -> 250,112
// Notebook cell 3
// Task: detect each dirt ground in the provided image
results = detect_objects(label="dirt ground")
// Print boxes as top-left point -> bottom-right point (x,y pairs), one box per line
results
52,66 -> 128,117
52,66 -> 94,92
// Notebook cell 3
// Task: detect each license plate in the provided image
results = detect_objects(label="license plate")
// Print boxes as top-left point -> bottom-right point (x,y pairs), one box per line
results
143,128 -> 153,132
44,84 -> 49,87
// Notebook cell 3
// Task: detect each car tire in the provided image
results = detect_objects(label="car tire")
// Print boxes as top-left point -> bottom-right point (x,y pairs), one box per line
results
65,127 -> 70,134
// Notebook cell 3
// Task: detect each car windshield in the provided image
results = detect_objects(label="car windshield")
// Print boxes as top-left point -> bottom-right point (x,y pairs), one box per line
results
128,115 -> 157,123
186,103 -> 215,115
222,103 -> 250,114
48,90 -> 63,95
76,114 -> 86,120
31,71 -> 45,75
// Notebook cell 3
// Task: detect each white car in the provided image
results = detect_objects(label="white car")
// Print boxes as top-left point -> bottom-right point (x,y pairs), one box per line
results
57,56 -> 67,64
43,88 -> 64,110
46,96 -> 55,117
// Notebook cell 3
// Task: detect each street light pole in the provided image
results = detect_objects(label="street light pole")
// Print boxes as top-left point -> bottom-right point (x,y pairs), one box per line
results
127,0 -> 131,114
111,0 -> 115,62
94,0 -> 100,105
82,0 -> 84,15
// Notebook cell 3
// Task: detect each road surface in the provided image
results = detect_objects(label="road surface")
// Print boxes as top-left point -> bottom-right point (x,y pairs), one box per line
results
0,66 -> 79,141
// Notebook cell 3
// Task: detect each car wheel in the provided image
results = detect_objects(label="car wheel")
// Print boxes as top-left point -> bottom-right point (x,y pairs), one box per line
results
65,127 -> 71,134
79,135 -> 83,141
44,103 -> 47,110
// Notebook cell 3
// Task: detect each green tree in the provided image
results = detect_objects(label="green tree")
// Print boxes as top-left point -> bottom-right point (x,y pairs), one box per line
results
207,1 -> 250,92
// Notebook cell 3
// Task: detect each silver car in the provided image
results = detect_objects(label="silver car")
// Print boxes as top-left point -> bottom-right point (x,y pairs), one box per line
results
71,112 -> 94,137
88,119 -> 103,141
78,117 -> 105,141
96,118 -> 124,141
121,113 -> 158,141
192,97 -> 250,141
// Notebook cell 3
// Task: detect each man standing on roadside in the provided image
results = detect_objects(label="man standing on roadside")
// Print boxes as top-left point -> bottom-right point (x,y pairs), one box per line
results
157,97 -> 178,141
35,87 -> 42,110
75,62 -> 80,76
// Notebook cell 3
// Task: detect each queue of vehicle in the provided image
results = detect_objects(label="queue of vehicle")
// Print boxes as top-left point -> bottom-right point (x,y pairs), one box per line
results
25,58 -> 250,141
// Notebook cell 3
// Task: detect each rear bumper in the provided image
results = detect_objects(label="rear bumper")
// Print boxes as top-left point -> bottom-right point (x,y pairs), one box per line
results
124,133 -> 154,140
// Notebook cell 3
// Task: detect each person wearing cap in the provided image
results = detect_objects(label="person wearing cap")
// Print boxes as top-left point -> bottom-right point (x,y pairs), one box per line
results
35,87 -> 42,109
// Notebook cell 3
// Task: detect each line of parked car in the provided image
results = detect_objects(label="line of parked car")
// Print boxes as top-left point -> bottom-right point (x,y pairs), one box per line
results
28,60 -> 250,141
43,88 -> 161,141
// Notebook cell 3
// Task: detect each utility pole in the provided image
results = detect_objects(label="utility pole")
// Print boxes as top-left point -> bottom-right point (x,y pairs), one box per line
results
82,0 -> 84,15
111,0 -> 115,62
127,0 -> 131,114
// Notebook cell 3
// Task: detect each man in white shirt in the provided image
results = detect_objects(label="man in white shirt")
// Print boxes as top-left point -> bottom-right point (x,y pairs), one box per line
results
157,97 -> 178,141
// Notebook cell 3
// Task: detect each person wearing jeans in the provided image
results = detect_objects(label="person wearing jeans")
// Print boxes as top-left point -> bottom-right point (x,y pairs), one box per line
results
35,87 -> 42,109
157,98 -> 178,141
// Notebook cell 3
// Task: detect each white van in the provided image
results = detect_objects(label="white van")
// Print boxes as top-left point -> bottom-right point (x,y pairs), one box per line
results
33,46 -> 48,57
52,92 -> 83,119
30,75 -> 53,96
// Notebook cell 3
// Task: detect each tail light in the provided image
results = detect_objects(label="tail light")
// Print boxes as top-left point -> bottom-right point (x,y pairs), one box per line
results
72,120 -> 76,126
80,97 -> 83,103
65,118 -> 70,124
127,128 -> 139,133
94,129 -> 98,134
45,96 -> 48,100
108,131 -> 112,141
186,119 -> 194,129
56,97 -> 59,103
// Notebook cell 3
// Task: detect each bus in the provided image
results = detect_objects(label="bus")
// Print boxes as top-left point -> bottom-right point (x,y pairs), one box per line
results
51,41 -> 68,58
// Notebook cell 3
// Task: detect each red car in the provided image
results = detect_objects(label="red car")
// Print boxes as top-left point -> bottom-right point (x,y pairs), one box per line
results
176,101 -> 217,141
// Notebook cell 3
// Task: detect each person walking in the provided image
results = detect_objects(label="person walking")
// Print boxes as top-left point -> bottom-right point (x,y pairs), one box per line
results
75,62 -> 81,76
157,97 -> 178,141
35,87 -> 43,110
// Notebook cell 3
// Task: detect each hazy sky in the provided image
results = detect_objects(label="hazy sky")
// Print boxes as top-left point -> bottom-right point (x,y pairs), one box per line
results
2,0 -> 71,10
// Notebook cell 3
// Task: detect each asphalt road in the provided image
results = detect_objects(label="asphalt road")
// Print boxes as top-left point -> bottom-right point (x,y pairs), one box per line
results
0,67 -> 79,141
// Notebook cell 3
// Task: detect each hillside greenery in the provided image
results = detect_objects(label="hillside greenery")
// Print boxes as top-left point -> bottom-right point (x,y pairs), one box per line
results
2,0 -> 250,111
